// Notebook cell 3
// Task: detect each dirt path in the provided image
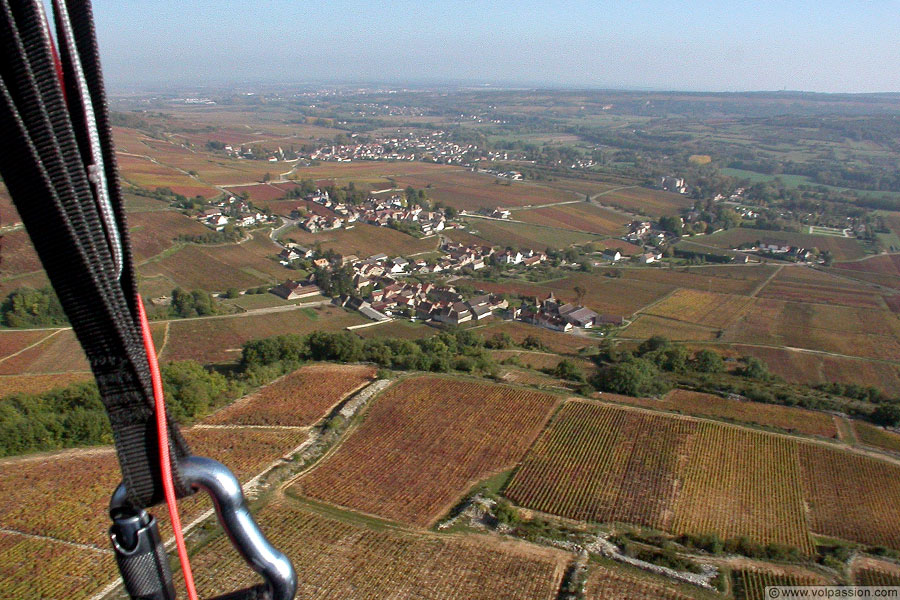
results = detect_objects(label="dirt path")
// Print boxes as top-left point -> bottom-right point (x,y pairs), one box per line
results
749,263 -> 784,297
0,328 -> 62,365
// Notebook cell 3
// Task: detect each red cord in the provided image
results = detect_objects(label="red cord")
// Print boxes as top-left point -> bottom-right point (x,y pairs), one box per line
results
136,296 -> 199,600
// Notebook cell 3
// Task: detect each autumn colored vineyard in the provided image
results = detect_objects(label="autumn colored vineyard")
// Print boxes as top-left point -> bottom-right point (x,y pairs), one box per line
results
620,389 -> 839,438
0,427 -> 306,548
672,422 -> 813,553
507,401 -> 815,553
184,500 -> 568,600
506,402 -> 697,529
853,422 -> 900,454
584,564 -> 715,600
644,289 -> 756,330
855,567 -> 900,586
293,376 -> 560,526
206,364 -> 376,426
799,443 -> 900,549
732,569 -> 824,600
0,533 -> 116,600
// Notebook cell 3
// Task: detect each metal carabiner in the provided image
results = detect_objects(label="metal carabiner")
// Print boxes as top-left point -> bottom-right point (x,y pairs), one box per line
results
110,456 -> 297,600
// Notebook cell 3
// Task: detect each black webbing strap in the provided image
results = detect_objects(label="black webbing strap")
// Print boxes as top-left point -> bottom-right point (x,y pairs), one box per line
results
0,0 -> 190,510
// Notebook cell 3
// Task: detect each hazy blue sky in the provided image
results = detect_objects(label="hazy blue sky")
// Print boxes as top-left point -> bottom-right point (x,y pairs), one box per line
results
91,1 -> 900,93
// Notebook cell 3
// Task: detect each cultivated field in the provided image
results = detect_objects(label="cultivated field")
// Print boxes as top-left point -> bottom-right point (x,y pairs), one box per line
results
0,329 -> 56,362
506,402 -> 697,529
293,376 -> 560,527
0,427 -> 307,548
0,532 -> 116,600
476,320 -> 593,354
0,324 -> 165,376
621,315 -> 721,342
671,422 -> 814,553
0,372 -> 93,398
467,271 -> 673,317
701,228 -> 867,261
725,344 -> 900,394
206,364 -> 375,426
491,350 -> 598,376
799,443 -> 900,549
621,389 -> 838,438
116,153 -> 219,198
393,168 -> 575,212
139,230 -> 287,291
593,186 -> 694,219
128,210 -> 210,261
0,329 -> 90,375
184,500 -> 568,600
584,563 -> 716,600
514,201 -> 629,235
160,306 -> 367,364
639,289 -> 756,330
732,568 -> 825,600
286,222 -> 436,258
721,298 -> 900,361
757,266 -> 887,309
461,218 -> 599,250
854,567 -> 900,586
0,229 -> 42,278
602,264 -> 779,296
853,422 -> 900,454
509,402 -> 815,552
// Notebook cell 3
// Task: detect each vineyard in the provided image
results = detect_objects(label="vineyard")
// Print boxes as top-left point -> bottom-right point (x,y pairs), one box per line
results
0,427 -> 306,548
641,289 -> 755,330
287,222 -> 437,258
461,218 -> 598,251
0,229 -> 42,276
624,389 -> 839,438
853,422 -> 900,454
515,202 -> 629,235
184,500 -> 568,600
160,307 -> 367,364
757,266 -> 887,310
701,227 -> 867,261
0,329 -> 91,375
505,402 -> 697,529
798,443 -> 900,549
206,364 -> 375,426
293,376 -> 560,527
0,372 -> 93,398
854,567 -> 900,586
584,563 -> 716,600
622,315 -> 721,342
727,344 -> 900,394
731,568 -> 824,600
477,320 -> 592,355
127,210 -> 210,261
722,298 -> 900,362
671,422 -> 814,553
610,264 -> 779,297
0,329 -> 56,362
0,532 -> 116,600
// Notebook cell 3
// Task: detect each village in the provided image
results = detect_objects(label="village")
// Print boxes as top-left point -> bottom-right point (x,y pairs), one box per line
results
217,129 -> 478,166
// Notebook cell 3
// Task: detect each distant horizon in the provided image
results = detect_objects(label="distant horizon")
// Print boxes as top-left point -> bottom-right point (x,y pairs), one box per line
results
106,79 -> 900,97
91,1 -> 900,95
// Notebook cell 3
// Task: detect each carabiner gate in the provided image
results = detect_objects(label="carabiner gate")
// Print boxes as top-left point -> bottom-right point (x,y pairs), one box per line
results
110,456 -> 297,600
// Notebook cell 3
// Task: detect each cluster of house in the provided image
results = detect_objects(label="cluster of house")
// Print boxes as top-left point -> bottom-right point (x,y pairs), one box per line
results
660,176 -> 688,194
295,190 -> 447,236
222,145 -> 298,162
305,131 -> 477,165
756,239 -> 815,261
196,197 -> 278,230
474,167 -> 524,180
338,284 -> 509,324
514,292 -> 624,332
